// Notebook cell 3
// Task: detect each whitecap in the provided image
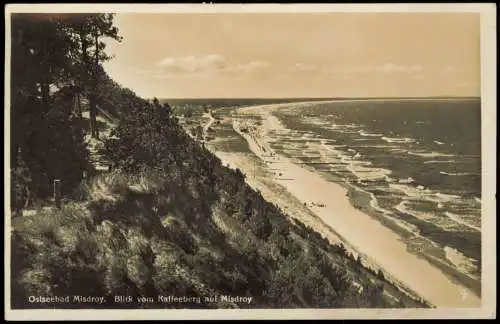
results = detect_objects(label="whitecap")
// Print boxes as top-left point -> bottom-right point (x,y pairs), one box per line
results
381,136 -> 416,144
355,144 -> 400,149
398,177 -> 415,184
301,133 -> 315,139
439,171 -> 476,176
346,163 -> 392,182
385,176 -> 396,183
389,184 -> 461,207
424,160 -> 455,164
435,192 -> 462,201
390,148 -> 408,153
444,212 -> 481,232
408,151 -> 454,158
434,140 -> 446,145
389,183 -> 431,201
394,200 -> 435,222
331,123 -> 359,130
358,130 -> 384,137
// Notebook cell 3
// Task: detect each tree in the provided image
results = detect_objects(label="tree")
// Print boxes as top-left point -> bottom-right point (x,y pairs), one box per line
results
11,14 -> 73,168
64,13 -> 122,138
10,13 -> 121,209
377,269 -> 385,280
11,14 -> 81,205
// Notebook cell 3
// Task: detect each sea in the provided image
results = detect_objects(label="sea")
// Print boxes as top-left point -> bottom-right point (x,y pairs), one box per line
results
265,98 -> 482,285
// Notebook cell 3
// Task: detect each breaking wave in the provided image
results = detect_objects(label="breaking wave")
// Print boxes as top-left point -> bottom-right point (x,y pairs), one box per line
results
408,151 -> 454,158
381,136 -> 416,144
439,171 -> 476,176
358,130 -> 384,137
423,160 -> 455,164
444,212 -> 481,232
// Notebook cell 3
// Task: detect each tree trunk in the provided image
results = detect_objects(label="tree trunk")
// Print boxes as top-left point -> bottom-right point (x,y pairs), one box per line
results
89,93 -> 97,138
76,93 -> 82,118
90,31 -> 99,138
79,32 -> 95,137
41,79 -> 50,112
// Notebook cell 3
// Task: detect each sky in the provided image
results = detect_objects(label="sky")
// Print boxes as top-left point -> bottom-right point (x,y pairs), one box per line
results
102,12 -> 480,99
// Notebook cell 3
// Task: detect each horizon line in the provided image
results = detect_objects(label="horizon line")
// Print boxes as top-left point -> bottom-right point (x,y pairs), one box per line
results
148,95 -> 481,100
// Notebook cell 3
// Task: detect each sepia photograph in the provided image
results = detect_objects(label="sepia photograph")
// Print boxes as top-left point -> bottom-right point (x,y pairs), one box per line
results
4,3 -> 496,321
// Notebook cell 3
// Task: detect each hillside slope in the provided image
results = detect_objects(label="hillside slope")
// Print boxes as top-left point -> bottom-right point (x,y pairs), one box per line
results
11,86 -> 429,309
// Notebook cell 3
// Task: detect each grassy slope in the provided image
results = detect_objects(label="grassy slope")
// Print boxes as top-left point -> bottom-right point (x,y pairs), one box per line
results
11,96 -> 430,309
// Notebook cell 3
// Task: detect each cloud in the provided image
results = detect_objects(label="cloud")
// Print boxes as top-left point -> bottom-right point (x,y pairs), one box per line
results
226,60 -> 271,74
330,74 -> 352,80
440,65 -> 457,76
375,63 -> 424,74
157,54 -> 227,73
156,55 -> 271,78
323,65 -> 373,76
154,57 -> 425,82
287,62 -> 317,73
321,64 -> 426,80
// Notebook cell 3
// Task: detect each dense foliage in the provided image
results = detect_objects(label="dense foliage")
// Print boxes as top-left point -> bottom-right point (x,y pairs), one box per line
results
10,13 -> 121,212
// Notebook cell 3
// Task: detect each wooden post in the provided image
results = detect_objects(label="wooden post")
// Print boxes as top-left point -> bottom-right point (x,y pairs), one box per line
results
54,179 -> 61,209
77,92 -> 82,118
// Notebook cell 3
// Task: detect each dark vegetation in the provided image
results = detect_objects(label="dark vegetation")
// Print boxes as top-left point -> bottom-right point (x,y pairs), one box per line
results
11,13 -> 123,213
10,13 -> 429,309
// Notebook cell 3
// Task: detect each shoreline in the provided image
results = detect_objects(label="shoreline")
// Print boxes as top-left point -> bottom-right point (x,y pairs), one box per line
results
301,161 -> 482,298
208,101 -> 481,308
289,153 -> 482,297
212,150 -> 428,306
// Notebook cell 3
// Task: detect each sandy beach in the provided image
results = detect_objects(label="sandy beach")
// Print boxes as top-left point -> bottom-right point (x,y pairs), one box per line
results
207,101 -> 481,308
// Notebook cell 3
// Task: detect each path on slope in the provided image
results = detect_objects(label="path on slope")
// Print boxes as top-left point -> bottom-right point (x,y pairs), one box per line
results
202,111 -> 216,142
82,108 -> 117,173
